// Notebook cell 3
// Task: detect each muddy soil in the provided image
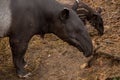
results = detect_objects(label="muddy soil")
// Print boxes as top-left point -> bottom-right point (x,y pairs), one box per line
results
0,0 -> 120,80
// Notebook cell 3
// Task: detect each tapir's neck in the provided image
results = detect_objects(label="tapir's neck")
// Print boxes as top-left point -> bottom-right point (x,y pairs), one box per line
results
35,0 -> 64,34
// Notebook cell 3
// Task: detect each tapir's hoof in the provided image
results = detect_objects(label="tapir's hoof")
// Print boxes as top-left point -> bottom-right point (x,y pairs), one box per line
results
18,72 -> 32,78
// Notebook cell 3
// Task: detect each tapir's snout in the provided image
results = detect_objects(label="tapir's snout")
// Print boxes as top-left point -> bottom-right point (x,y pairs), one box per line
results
83,47 -> 93,57
97,24 -> 104,36
69,30 -> 93,57
98,29 -> 104,36
78,35 -> 93,57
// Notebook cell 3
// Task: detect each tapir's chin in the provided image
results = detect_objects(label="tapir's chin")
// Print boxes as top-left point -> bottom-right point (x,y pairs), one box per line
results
83,52 -> 92,57
78,47 -> 93,57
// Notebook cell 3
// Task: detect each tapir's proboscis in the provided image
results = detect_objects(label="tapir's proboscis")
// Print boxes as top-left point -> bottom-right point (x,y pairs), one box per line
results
0,0 -> 93,78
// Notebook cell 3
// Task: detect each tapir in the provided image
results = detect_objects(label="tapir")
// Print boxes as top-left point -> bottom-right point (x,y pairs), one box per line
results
59,0 -> 104,35
0,0 -> 93,78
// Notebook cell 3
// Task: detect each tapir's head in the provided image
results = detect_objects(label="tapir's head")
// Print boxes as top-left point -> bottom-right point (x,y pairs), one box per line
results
89,9 -> 104,36
72,0 -> 104,36
50,8 -> 93,57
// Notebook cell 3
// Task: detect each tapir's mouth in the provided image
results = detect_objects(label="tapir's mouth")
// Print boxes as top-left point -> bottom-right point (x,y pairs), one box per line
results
78,44 -> 92,57
83,51 -> 93,57
69,37 -> 93,57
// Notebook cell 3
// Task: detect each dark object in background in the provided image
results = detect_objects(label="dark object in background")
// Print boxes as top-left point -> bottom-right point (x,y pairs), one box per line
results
71,0 -> 104,36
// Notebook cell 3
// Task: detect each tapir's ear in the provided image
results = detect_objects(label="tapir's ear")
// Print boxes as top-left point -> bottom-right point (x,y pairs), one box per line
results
59,8 -> 70,21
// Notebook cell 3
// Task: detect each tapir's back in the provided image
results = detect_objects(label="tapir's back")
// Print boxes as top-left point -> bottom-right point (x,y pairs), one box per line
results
9,0 -> 64,29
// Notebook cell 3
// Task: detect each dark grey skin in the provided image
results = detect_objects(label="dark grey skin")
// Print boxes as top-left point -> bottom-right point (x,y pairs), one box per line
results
0,0 -> 93,78
65,0 -> 104,36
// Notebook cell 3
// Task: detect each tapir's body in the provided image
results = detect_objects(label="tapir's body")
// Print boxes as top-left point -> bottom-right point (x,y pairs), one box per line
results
0,0 -> 93,78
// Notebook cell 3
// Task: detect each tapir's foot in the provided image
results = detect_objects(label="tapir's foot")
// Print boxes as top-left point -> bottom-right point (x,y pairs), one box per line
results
17,61 -> 30,78
17,71 -> 32,78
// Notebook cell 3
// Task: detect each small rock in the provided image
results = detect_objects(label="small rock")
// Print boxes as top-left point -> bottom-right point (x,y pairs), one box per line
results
80,63 -> 88,69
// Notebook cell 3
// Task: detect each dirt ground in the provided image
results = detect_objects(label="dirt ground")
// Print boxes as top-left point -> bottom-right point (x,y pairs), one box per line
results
0,0 -> 120,80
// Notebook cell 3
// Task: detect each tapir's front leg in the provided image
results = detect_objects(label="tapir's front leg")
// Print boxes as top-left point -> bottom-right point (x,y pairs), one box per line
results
9,36 -> 31,78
